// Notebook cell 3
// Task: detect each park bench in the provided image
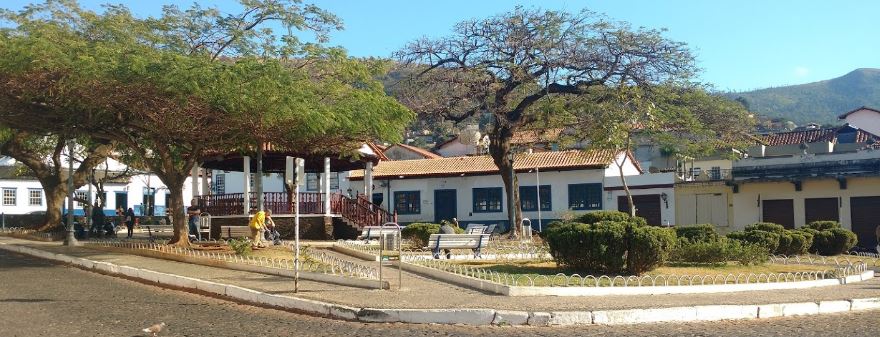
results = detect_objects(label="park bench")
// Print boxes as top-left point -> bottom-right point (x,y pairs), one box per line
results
219,226 -> 251,240
427,233 -> 490,258
464,223 -> 496,235
357,226 -> 399,241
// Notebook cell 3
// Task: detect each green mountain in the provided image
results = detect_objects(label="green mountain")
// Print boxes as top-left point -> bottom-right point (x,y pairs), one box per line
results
727,68 -> 880,125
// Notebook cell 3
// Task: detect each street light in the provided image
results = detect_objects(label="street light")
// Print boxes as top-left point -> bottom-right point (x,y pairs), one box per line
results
63,139 -> 80,246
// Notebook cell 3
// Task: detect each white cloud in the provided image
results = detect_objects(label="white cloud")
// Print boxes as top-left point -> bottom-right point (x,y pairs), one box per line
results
793,66 -> 810,78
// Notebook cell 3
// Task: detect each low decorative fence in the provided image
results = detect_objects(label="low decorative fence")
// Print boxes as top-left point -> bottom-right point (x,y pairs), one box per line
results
336,238 -> 551,261
401,254 -> 868,289
86,240 -> 379,281
0,227 -> 64,241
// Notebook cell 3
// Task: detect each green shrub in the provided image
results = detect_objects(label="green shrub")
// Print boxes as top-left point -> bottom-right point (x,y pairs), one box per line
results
544,221 -> 627,273
401,223 -> 464,247
727,230 -> 780,253
784,232 -> 811,255
675,224 -> 720,243
670,240 -> 730,265
671,238 -> 771,266
227,237 -> 252,256
811,228 -> 858,255
627,225 -> 676,275
574,210 -> 647,227
744,222 -> 786,233
804,221 -> 841,231
729,240 -> 771,266
799,222 -> 857,255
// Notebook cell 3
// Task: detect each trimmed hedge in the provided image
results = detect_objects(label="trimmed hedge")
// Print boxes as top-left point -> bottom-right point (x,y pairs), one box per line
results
670,238 -> 770,266
802,221 -> 857,255
544,221 -> 627,273
401,223 -> 464,247
627,225 -> 676,274
544,220 -> 672,275
727,222 -> 813,256
675,224 -> 720,243
574,210 -> 647,227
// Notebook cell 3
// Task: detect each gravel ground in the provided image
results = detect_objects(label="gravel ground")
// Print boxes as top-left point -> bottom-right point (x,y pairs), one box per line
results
1,249 -> 879,337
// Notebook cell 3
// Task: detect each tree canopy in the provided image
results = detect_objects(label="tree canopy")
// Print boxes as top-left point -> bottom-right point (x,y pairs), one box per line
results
0,0 -> 412,242
394,7 -> 697,232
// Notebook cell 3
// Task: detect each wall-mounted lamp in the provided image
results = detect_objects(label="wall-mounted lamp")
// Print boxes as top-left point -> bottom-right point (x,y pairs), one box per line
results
660,192 -> 668,208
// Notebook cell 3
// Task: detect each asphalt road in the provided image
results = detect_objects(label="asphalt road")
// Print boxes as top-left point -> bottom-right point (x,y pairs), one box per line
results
1,249 -> 878,337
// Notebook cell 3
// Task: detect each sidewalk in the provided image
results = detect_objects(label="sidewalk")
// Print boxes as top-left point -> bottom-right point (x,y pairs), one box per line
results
1,236 -> 879,326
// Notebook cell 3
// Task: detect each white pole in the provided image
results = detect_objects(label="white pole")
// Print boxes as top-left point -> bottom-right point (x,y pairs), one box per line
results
323,157 -> 331,216
294,158 -> 304,293
190,165 -> 200,198
365,161 -> 374,199
536,166 -> 542,232
243,156 -> 251,215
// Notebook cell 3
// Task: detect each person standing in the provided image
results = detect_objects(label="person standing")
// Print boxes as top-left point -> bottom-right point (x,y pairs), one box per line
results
187,199 -> 201,241
124,207 -> 135,239
91,203 -> 106,237
248,211 -> 266,248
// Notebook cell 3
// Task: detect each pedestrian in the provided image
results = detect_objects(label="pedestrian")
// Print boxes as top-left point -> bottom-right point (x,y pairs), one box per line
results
875,223 -> 880,254
187,199 -> 201,241
125,207 -> 135,238
91,202 -> 106,237
438,221 -> 456,259
248,211 -> 266,248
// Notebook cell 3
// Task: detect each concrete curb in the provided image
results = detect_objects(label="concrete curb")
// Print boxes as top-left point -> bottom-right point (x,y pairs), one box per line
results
1,242 -> 878,327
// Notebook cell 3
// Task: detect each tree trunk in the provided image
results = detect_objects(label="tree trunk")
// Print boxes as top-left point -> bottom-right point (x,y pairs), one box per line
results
39,183 -> 68,231
488,125 -> 522,237
165,179 -> 191,247
618,159 -> 636,217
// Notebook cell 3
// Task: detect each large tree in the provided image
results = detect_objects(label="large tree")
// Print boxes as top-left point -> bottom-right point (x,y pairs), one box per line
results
0,1 -> 410,245
395,7 -> 696,235
564,85 -> 754,217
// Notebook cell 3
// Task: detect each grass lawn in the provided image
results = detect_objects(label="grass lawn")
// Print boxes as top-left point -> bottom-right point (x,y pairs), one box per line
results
449,260 -> 835,286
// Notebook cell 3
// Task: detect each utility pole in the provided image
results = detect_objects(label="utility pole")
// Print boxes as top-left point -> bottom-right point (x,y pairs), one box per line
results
63,139 -> 79,246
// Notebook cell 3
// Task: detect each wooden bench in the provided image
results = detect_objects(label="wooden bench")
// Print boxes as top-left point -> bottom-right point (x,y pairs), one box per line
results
427,233 -> 490,258
464,223 -> 496,235
357,226 -> 399,241
219,226 -> 252,240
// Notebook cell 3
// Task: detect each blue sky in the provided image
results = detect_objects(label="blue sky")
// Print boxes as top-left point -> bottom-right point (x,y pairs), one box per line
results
3,0 -> 878,91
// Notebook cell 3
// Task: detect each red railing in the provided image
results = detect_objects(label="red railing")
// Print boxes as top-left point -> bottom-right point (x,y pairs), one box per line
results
197,192 -> 394,229
336,194 -> 396,228
199,192 -> 329,216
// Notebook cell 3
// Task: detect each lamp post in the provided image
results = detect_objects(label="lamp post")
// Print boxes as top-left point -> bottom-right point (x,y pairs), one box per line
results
63,139 -> 79,246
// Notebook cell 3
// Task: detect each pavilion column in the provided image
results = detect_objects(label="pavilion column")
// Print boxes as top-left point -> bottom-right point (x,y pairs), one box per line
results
256,147 -> 264,212
365,161 -> 374,200
243,156 -> 251,215
323,157 -> 331,216
190,165 -> 200,198
201,169 -> 210,195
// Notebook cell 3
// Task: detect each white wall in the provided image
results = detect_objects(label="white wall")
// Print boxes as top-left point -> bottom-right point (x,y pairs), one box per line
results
844,109 -> 880,136
436,141 -> 475,157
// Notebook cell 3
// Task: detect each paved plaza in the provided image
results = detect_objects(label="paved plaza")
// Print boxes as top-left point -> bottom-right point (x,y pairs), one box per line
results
1,248 -> 879,337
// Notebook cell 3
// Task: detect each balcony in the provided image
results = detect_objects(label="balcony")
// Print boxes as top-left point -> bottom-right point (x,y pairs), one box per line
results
675,169 -> 733,183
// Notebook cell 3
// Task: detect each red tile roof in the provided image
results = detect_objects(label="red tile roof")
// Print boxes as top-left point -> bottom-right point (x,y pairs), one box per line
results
350,150 -> 632,180
386,143 -> 442,159
365,142 -> 389,161
757,125 -> 880,146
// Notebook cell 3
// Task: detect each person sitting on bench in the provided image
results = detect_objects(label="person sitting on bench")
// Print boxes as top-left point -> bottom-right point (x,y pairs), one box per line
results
438,222 -> 456,259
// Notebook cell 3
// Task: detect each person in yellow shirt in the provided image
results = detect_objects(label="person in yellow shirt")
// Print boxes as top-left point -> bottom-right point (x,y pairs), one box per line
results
248,211 -> 266,248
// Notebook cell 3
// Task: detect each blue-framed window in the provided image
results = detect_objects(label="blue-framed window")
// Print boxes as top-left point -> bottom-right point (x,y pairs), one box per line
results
394,191 -> 420,214
473,187 -> 503,213
568,183 -> 602,210
519,185 -> 551,211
